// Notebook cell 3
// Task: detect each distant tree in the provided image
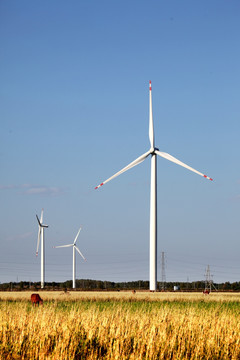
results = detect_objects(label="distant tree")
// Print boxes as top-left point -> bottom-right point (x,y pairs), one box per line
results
223,282 -> 231,290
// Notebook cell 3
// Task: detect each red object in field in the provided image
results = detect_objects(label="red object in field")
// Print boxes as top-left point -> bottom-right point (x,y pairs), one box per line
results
203,290 -> 210,295
31,293 -> 43,306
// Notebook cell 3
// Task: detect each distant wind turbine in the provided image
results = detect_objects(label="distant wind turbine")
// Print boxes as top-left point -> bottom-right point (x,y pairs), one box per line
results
95,81 -> 213,291
53,227 -> 86,289
36,209 -> 48,289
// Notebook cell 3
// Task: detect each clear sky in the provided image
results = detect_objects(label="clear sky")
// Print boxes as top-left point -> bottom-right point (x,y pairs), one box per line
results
0,0 -> 239,285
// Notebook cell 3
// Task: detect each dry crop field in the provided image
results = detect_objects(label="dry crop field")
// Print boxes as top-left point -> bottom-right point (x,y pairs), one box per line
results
0,291 -> 240,359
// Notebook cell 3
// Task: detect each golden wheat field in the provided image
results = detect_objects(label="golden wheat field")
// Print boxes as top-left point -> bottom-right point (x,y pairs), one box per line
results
0,291 -> 240,359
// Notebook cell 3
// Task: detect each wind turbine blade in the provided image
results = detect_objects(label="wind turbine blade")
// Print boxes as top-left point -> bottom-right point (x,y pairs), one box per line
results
95,150 -> 151,189
36,227 -> 41,256
149,80 -> 154,149
40,209 -> 43,223
36,214 -> 41,227
155,150 -> 213,181
73,227 -> 82,245
53,244 -> 73,248
75,246 -> 86,261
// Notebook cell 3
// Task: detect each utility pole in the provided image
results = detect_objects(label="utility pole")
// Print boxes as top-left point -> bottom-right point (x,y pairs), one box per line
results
160,251 -> 166,291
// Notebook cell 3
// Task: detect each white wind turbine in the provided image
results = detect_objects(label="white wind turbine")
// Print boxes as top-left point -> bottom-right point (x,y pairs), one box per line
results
36,209 -> 48,289
95,81 -> 213,291
53,227 -> 86,289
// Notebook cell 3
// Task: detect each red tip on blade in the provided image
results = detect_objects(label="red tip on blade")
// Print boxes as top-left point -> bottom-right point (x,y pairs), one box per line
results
203,175 -> 213,181
36,252 -> 38,256
149,80 -> 152,91
95,183 -> 104,189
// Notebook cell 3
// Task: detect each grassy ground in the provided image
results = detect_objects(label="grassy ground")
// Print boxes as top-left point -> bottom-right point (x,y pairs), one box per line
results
0,291 -> 240,359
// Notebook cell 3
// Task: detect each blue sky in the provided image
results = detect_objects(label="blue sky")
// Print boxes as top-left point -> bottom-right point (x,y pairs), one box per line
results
0,1 -> 239,285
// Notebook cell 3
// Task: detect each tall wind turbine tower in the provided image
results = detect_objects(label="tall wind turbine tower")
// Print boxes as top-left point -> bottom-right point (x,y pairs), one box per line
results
95,81 -> 213,291
36,209 -> 48,289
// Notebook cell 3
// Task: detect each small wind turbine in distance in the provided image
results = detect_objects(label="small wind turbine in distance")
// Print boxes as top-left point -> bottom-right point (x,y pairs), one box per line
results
53,227 -> 86,289
95,81 -> 213,292
36,209 -> 49,289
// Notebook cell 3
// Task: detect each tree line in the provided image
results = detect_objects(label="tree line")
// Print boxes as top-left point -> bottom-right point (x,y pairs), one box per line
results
0,279 -> 240,291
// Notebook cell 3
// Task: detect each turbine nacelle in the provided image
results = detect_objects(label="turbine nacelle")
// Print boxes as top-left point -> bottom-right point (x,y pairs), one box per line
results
150,147 -> 159,154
